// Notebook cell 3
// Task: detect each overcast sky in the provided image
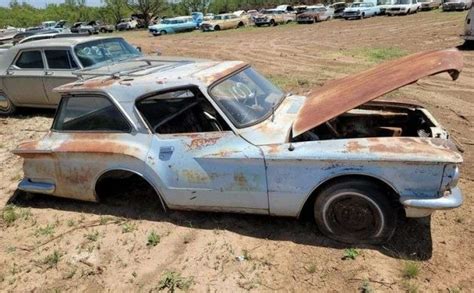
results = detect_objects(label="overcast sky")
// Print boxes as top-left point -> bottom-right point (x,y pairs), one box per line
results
0,0 -> 103,8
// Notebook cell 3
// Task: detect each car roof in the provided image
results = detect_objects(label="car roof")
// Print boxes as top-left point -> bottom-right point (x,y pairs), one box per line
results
14,36 -> 122,50
55,59 -> 249,103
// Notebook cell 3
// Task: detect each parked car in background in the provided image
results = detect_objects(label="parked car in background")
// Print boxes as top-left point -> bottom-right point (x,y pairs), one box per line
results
343,2 -> 379,19
88,20 -> 115,33
149,17 -> 196,36
0,37 -> 143,115
297,6 -> 334,23
419,0 -> 442,9
463,6 -> 473,43
386,0 -> 421,15
201,13 -> 247,31
116,18 -> 138,31
13,49 -> 464,245
330,2 -> 348,17
17,33 -> 87,44
192,12 -> 204,28
11,28 -> 61,44
442,0 -> 473,10
377,0 -> 395,14
70,22 -> 99,35
254,9 -> 295,26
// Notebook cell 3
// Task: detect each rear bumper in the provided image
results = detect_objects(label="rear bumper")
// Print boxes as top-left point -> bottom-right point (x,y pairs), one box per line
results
18,178 -> 55,195
400,187 -> 463,217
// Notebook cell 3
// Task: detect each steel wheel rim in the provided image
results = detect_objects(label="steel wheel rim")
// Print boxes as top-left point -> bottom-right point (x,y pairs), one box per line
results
322,192 -> 384,238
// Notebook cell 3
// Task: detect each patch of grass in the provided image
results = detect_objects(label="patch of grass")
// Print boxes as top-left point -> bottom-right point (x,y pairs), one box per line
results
402,261 -> 420,279
304,264 -> 317,274
67,219 -> 76,227
267,74 -> 313,91
43,250 -> 61,269
448,287 -> 462,293
1,205 -> 30,225
2,205 -> 17,225
402,280 -> 419,293
242,249 -> 252,261
84,230 -> 99,242
147,231 -> 160,247
122,222 -> 137,233
343,248 -> 360,260
35,224 -> 55,237
360,279 -> 374,293
351,47 -> 407,63
157,271 -> 194,292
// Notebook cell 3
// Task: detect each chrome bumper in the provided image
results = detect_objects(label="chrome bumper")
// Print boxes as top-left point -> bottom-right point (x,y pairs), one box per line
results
400,187 -> 463,217
18,178 -> 55,195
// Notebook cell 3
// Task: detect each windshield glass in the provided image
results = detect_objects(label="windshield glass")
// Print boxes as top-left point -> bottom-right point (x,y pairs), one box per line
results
74,38 -> 142,68
351,3 -> 363,7
210,67 -> 285,128
395,0 -> 411,4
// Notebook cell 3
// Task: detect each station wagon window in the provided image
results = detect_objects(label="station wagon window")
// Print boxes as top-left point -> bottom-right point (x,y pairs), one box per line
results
45,50 -> 78,69
15,51 -> 44,69
53,96 -> 131,132
137,88 -> 230,134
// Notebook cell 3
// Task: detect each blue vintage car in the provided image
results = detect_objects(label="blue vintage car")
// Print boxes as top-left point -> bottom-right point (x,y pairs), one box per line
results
343,2 -> 380,19
14,49 -> 463,245
149,16 -> 196,36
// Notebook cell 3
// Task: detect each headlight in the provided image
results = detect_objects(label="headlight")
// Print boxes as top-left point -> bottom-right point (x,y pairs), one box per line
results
441,164 -> 460,192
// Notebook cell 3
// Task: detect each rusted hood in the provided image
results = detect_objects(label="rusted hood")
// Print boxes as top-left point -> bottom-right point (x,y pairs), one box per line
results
292,48 -> 463,137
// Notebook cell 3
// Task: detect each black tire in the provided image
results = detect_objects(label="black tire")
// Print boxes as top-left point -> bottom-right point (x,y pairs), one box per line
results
100,28 -> 106,33
256,24 -> 262,27
237,22 -> 244,28
214,25 -> 221,31
270,19 -> 276,26
160,30 -> 167,35
0,94 -> 16,116
314,179 -> 397,244
361,12 -> 365,19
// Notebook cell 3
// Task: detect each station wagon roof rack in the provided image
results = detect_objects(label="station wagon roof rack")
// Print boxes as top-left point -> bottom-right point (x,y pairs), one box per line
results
73,59 -> 193,80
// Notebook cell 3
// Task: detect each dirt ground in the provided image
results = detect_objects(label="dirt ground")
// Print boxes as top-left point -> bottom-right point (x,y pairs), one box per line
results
1,10 -> 473,292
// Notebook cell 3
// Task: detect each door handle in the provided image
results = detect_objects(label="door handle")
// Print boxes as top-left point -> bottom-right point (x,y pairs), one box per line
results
45,71 -> 54,76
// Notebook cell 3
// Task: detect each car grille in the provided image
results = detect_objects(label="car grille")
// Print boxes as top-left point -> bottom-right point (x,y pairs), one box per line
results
255,18 -> 267,22
344,11 -> 359,15
388,7 -> 401,11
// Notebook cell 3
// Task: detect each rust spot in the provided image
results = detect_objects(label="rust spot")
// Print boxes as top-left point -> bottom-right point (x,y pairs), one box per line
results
56,77 -> 118,92
196,62 -> 249,85
346,141 -> 364,153
186,137 -> 220,150
182,170 -> 209,183
234,173 -> 249,190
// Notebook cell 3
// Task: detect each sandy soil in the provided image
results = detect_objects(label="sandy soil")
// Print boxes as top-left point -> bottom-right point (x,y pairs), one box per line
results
1,10 -> 473,292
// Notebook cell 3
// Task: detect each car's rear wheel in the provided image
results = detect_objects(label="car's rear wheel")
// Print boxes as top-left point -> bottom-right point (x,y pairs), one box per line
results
314,179 -> 397,244
0,94 -> 16,116
237,22 -> 244,28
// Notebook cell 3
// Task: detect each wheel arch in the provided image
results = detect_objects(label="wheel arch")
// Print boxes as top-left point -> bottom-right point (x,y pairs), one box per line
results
93,167 -> 168,211
297,173 -> 401,219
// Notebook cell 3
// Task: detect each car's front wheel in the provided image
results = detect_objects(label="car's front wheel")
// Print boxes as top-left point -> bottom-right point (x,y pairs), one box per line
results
314,179 -> 397,244
0,94 -> 16,116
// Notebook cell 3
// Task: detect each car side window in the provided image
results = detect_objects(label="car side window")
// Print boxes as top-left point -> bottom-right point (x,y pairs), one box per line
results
53,96 -> 131,132
15,51 -> 44,69
45,50 -> 78,70
136,88 -> 231,134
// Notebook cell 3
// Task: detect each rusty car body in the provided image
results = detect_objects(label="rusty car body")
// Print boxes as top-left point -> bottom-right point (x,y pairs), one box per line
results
201,13 -> 247,32
254,9 -> 295,26
14,49 -> 463,244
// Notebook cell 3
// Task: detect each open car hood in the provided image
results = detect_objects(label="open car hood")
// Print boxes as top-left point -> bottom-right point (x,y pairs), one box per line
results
292,48 -> 463,137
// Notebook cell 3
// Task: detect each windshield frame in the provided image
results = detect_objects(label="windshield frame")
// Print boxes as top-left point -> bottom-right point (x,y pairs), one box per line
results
208,65 -> 286,129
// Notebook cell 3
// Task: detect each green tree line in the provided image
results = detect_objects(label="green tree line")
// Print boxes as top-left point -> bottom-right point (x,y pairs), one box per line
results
1,0 -> 327,29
